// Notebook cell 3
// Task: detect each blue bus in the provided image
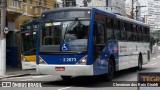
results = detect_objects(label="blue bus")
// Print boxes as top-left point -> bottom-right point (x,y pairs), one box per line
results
36,7 -> 150,81
21,19 -> 39,69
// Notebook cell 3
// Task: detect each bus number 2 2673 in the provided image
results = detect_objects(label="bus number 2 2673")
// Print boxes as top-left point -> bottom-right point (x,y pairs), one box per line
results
63,58 -> 77,62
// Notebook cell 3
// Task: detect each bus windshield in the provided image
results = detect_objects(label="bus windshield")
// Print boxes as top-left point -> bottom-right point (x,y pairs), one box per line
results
21,31 -> 37,54
40,20 -> 90,52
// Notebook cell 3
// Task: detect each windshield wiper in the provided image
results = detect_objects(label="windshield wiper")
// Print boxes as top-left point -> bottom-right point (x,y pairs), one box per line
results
22,50 -> 31,55
22,48 -> 36,54
30,48 -> 36,53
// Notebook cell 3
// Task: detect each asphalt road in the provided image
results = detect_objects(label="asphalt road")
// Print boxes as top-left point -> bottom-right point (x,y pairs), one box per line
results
0,53 -> 160,90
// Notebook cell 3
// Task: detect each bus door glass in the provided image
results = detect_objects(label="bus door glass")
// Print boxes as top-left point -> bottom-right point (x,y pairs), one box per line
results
93,22 -> 105,60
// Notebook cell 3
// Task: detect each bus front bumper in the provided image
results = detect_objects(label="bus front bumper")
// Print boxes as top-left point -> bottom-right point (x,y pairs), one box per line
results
21,61 -> 36,70
36,64 -> 93,76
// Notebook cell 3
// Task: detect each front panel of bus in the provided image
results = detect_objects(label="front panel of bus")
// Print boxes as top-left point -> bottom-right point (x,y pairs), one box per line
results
37,9 -> 95,76
21,22 -> 38,69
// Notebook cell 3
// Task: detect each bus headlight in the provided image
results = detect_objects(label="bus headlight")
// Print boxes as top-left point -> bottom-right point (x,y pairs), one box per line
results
77,55 -> 87,65
39,56 -> 47,64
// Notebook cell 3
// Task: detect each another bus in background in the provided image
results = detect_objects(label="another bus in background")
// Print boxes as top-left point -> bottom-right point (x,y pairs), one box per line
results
21,19 -> 39,69
36,7 -> 150,81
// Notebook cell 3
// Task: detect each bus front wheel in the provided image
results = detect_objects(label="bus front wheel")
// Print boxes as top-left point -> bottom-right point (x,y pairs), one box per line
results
61,76 -> 72,81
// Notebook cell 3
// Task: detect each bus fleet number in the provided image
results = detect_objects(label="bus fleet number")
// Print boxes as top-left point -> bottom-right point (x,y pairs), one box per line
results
63,58 -> 77,62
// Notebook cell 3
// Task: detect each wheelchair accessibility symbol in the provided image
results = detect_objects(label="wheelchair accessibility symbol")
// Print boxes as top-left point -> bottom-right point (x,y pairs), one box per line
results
62,44 -> 68,51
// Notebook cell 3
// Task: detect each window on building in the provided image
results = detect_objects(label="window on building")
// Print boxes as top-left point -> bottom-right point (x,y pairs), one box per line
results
65,0 -> 76,7
9,0 -> 19,8
23,0 -> 26,3
23,4 -> 27,14
107,0 -> 111,6
34,8 -> 38,14
106,0 -> 108,6
43,0 -> 46,6
35,0 -> 40,5
29,0 -> 32,4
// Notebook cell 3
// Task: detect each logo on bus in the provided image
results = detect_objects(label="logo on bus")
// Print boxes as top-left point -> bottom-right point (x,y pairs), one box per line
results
114,47 -> 118,53
61,44 -> 68,51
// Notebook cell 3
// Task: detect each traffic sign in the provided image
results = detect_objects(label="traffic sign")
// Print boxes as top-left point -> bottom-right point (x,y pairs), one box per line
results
3,27 -> 9,34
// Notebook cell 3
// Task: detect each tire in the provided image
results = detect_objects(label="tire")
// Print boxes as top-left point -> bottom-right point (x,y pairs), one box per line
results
103,59 -> 115,81
137,55 -> 143,71
61,76 -> 71,81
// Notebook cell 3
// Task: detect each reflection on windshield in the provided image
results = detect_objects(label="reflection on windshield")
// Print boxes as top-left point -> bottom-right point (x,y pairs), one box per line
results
21,31 -> 37,54
40,20 -> 90,52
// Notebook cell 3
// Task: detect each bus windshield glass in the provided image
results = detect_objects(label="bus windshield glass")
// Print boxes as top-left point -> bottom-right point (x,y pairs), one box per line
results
42,10 -> 90,20
21,31 -> 37,54
40,20 -> 90,52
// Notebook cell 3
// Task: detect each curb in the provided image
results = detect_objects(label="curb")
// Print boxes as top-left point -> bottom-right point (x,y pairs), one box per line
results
0,73 -> 34,80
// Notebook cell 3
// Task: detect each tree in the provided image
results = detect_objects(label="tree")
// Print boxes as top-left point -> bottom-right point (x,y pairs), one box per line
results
154,30 -> 160,38
150,36 -> 156,53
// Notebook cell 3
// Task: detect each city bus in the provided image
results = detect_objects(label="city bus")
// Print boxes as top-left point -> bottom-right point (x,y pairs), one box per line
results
36,7 -> 150,81
21,19 -> 39,69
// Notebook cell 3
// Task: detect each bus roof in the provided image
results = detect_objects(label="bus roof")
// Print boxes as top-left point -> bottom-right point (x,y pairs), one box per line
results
22,19 -> 39,26
116,15 -> 149,27
42,7 -> 91,14
42,7 -> 149,27
92,8 -> 149,27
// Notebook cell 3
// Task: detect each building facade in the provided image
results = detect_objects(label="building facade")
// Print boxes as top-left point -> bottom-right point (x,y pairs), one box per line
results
0,0 -> 55,66
56,0 -> 126,16
147,0 -> 154,32
125,0 -> 142,19
146,0 -> 160,32
6,0 -> 55,30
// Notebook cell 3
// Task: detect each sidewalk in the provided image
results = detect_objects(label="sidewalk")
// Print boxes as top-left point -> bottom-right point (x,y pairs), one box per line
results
0,66 -> 37,79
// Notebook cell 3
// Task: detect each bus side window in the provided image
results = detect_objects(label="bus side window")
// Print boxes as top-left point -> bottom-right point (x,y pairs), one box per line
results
121,22 -> 127,41
114,20 -> 121,40
93,22 -> 105,44
106,18 -> 114,40
143,27 -> 148,42
136,25 -> 141,42
93,21 -> 105,60
132,24 -> 137,41
146,27 -> 150,42
127,23 -> 133,41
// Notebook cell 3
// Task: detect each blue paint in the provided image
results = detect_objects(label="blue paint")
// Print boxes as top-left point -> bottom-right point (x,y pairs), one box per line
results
37,8 -> 121,76
39,54 -> 86,64
92,8 -> 116,18
36,28 -> 40,65
60,42 -> 69,51
93,40 -> 119,75
88,8 -> 118,75
87,8 -> 95,65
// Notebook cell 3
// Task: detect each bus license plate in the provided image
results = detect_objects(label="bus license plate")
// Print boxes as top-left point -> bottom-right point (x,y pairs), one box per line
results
55,67 -> 65,71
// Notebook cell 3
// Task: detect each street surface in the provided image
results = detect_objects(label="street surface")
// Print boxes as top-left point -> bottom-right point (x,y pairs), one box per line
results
0,53 -> 160,90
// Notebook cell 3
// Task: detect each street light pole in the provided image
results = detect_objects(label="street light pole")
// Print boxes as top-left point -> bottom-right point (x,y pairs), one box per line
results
135,6 -> 146,20
0,0 -> 6,76
131,0 -> 134,19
